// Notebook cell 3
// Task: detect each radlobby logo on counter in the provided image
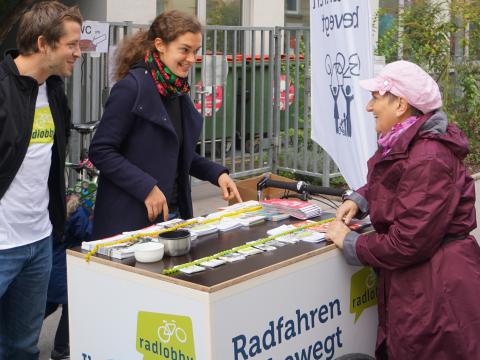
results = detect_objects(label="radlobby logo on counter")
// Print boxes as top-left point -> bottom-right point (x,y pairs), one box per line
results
350,267 -> 377,323
137,311 -> 196,360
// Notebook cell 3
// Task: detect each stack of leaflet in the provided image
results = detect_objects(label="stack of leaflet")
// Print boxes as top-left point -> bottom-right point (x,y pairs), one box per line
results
210,212 -> 266,230
260,199 -> 322,219
267,221 -> 325,243
205,201 -> 266,230
123,223 -> 165,236
236,213 -> 266,227
158,218 -> 186,229
206,200 -> 261,221
266,224 -> 296,236
249,208 -> 290,221
81,223 -> 171,260
81,234 -> 146,259
291,220 -> 326,242
185,223 -> 218,237
215,217 -> 243,232
292,229 -> 325,243
169,216 -> 215,237
217,200 -> 261,211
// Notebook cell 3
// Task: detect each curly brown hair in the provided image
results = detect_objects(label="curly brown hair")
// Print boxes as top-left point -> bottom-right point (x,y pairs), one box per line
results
17,1 -> 82,55
114,10 -> 202,80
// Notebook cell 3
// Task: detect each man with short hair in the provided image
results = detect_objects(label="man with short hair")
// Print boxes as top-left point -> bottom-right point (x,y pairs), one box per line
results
0,2 -> 82,359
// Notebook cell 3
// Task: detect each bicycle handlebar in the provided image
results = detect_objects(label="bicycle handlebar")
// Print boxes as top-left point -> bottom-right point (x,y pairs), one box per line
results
260,178 -> 302,193
303,183 -> 344,197
65,161 -> 99,176
257,176 -> 345,197
71,120 -> 100,133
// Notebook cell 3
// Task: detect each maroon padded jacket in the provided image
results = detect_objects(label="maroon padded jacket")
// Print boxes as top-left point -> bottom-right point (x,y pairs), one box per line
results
353,112 -> 480,359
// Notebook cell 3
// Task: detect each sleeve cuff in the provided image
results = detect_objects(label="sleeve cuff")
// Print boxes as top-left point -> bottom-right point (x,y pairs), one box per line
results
344,191 -> 369,219
215,169 -> 230,186
343,231 -> 363,266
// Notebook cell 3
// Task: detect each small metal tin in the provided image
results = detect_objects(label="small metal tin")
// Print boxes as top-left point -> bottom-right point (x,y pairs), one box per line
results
159,229 -> 191,257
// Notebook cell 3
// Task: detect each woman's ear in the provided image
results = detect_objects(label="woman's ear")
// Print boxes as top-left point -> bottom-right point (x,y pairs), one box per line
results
154,38 -> 165,54
396,96 -> 410,118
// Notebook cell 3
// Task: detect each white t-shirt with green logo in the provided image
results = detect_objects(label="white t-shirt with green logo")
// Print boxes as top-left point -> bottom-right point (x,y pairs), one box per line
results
0,83 -> 55,249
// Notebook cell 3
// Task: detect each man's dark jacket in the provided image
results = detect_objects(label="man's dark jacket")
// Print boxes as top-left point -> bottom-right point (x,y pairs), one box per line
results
0,52 -> 70,240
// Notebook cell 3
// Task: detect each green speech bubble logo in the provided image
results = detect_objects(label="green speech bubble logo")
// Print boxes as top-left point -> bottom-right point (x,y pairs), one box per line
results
137,311 -> 196,360
350,267 -> 377,323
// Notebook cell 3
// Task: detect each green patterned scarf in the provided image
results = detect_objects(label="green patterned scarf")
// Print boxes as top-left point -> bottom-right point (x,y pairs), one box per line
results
144,50 -> 190,98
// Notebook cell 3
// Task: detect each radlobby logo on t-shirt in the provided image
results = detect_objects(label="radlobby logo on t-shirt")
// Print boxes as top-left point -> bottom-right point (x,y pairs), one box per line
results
30,106 -> 55,144
137,311 -> 196,360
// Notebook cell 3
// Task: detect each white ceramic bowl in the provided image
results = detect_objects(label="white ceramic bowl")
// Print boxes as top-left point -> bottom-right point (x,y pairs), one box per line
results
134,242 -> 164,263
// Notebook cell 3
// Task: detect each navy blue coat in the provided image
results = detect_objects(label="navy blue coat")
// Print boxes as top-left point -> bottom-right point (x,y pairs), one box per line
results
89,67 -> 227,239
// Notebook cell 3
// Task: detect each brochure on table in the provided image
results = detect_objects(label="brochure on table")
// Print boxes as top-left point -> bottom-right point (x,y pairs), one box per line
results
80,200 -> 370,267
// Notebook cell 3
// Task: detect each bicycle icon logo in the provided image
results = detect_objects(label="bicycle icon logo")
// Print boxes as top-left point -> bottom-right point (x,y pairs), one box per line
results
157,319 -> 187,344
365,269 -> 376,289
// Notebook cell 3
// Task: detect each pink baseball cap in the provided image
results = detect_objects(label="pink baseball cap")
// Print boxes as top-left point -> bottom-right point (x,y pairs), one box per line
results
359,60 -> 442,114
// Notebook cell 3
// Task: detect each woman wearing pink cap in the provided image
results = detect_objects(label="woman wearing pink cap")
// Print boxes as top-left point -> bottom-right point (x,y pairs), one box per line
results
326,60 -> 480,359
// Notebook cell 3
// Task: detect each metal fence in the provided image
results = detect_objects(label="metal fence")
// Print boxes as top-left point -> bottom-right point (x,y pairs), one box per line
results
66,23 -> 340,186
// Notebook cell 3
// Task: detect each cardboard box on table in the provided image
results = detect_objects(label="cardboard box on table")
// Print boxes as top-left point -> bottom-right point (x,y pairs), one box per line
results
229,173 -> 297,205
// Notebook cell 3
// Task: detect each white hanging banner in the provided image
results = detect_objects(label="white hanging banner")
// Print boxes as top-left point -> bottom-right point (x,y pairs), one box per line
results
310,0 -> 377,190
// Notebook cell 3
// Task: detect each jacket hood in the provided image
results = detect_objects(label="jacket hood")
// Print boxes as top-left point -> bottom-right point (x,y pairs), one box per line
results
4,48 -> 19,59
0,51 -> 20,78
419,111 -> 470,160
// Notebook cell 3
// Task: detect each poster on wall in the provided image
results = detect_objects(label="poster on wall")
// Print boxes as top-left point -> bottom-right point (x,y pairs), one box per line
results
80,21 -> 109,54
310,0 -> 377,190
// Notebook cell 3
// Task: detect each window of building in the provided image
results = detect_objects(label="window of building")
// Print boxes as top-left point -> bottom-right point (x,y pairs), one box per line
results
157,0 -> 197,16
378,0 -> 398,39
206,0 -> 242,26
285,0 -> 299,15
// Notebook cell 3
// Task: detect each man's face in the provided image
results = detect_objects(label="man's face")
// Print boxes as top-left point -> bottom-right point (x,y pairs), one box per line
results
156,32 -> 202,78
44,20 -> 81,77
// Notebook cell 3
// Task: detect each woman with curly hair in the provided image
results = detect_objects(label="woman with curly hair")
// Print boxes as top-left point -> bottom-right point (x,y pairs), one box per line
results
90,10 -> 241,239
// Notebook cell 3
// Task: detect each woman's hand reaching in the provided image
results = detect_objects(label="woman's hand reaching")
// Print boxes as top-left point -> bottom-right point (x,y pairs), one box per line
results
325,220 -> 351,249
144,185 -> 169,222
218,173 -> 243,203
335,200 -> 359,224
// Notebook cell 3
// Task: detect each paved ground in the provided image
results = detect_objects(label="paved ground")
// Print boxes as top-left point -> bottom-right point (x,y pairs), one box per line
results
38,177 -> 480,359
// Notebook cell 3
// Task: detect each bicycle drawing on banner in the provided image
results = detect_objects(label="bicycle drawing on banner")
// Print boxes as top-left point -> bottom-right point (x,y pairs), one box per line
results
325,52 -> 360,138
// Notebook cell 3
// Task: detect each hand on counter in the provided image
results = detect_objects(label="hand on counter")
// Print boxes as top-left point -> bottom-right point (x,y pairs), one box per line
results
144,185 -> 169,222
325,220 -> 351,249
335,200 -> 359,224
218,173 -> 243,203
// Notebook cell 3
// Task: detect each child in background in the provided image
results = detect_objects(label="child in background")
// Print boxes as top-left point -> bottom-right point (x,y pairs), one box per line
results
45,194 -> 93,360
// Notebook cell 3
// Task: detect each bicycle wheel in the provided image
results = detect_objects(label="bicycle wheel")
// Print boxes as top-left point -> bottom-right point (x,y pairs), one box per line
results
175,327 -> 187,343
157,325 -> 171,343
